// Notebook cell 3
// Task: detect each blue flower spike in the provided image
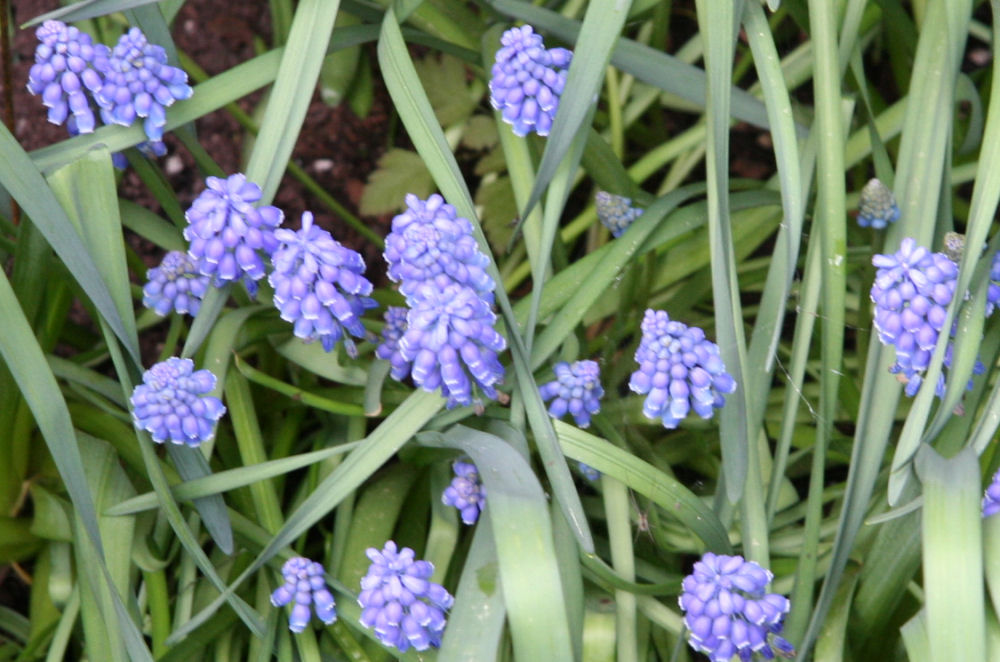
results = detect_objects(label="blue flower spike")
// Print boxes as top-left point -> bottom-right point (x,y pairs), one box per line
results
27,20 -> 105,132
489,25 -> 572,137
129,357 -> 226,446
984,469 -> 1000,518
869,237 -> 984,398
856,178 -> 900,229
376,306 -> 411,378
183,174 -> 283,295
383,193 -> 507,409
538,360 -> 604,428
270,557 -> 337,633
578,462 -> 601,482
629,309 -> 736,429
94,26 -> 193,143
142,250 -> 210,317
679,552 -> 795,662
269,211 -> 377,356
384,193 -> 494,300
398,281 -> 506,408
358,541 -> 454,652
442,460 -> 486,525
595,191 -> 643,238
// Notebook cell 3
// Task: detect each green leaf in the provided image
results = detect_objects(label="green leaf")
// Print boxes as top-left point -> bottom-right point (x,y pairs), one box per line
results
461,115 -> 499,151
22,0 -> 161,26
429,427 -> 575,662
359,149 -> 436,216
474,175 -> 518,256
414,53 -> 478,127
0,126 -> 140,366
244,0 -> 341,202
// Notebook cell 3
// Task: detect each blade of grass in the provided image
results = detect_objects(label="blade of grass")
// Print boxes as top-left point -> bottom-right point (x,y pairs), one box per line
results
915,446 -> 985,660
244,0 -> 340,202
430,426 -> 575,662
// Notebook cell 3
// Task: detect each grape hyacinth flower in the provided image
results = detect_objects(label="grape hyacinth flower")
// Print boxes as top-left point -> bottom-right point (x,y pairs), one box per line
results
399,280 -> 506,408
269,211 -> 376,356
27,20 -> 104,132
595,191 -> 643,238
489,25 -> 572,137
984,469 -> 1000,518
376,306 -> 410,378
856,178 -> 900,229
129,357 -> 225,446
270,557 -> 337,633
987,250 -> 1000,317
183,174 -> 283,294
629,309 -> 737,429
142,251 -> 210,317
384,194 -> 495,300
358,541 -> 454,652
442,460 -> 486,525
679,552 -> 795,662
578,462 -> 601,482
93,27 -> 193,142
538,360 -> 605,428
870,238 -> 960,388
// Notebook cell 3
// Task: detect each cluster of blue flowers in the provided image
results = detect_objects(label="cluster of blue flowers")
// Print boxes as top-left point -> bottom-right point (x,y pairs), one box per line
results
630,309 -> 737,429
380,194 -> 506,408
856,178 -> 900,229
129,357 -> 226,446
489,25 -> 572,137
270,543 -> 453,649
358,541 -> 455,651
442,460 -> 486,525
679,552 -> 795,662
538,360 -> 605,428
182,173 -> 283,296
28,20 -> 191,159
269,211 -> 376,356
870,237 -> 993,398
595,191 -> 643,238
142,251 -> 209,317
271,557 -> 338,632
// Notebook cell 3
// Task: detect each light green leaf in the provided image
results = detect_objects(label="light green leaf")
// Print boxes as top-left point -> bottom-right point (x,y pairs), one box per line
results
359,149 -> 436,216
414,53 -> 478,127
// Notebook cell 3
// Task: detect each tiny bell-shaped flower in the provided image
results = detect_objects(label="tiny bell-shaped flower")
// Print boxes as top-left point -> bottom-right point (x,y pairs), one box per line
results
595,190 -> 643,238
27,20 -> 104,132
358,541 -> 454,652
489,25 -> 572,137
442,460 -> 486,525
129,358 -> 226,446
857,178 -> 900,229
679,552 -> 795,662
142,250 -> 209,317
538,360 -> 604,428
183,174 -> 283,294
629,309 -> 736,429
268,211 -> 377,356
270,557 -> 337,632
